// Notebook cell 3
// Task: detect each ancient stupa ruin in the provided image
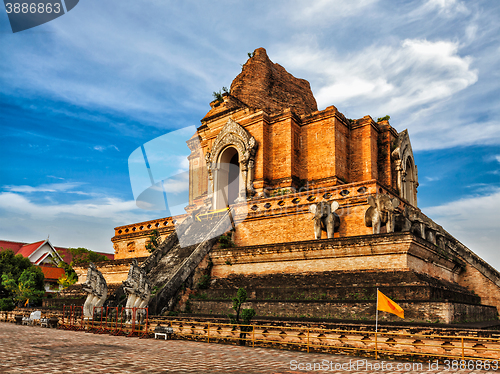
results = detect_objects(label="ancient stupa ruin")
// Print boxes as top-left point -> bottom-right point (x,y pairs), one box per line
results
73,48 -> 500,324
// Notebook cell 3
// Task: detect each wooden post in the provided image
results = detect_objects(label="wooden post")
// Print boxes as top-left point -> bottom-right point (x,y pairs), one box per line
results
307,329 -> 310,353
252,325 -> 255,347
461,337 -> 464,360
207,322 -> 210,343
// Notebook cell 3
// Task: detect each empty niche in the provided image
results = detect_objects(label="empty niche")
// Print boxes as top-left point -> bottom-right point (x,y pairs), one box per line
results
264,203 -> 272,209
127,242 -> 136,252
339,189 -> 350,197
251,205 -> 258,211
357,186 -> 367,194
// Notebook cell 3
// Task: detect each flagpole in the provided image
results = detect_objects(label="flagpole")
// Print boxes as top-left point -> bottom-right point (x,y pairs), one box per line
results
375,288 -> 379,360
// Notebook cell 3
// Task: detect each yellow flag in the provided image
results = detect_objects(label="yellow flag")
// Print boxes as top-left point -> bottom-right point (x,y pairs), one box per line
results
24,299 -> 29,307
377,290 -> 404,319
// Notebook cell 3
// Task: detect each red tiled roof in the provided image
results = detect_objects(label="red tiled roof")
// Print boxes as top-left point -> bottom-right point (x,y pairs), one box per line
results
39,266 -> 65,280
100,252 -> 114,260
0,239 -> 114,262
16,240 -> 45,258
0,240 -> 26,254
55,248 -> 114,263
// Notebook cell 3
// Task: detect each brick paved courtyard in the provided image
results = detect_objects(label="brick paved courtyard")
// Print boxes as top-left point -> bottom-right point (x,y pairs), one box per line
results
0,323 -> 496,373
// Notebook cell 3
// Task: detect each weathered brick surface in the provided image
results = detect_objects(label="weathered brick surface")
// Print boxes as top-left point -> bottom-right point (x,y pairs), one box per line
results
229,47 -> 318,117
190,299 -> 497,324
74,257 -> 147,285
190,268 -> 496,324
459,259 -> 500,315
107,48 -> 500,322
211,233 -> 461,283
198,270 -> 479,303
113,50 -> 403,254
112,217 -> 179,259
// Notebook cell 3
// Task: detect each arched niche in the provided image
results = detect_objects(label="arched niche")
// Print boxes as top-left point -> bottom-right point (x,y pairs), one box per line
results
213,146 -> 241,209
204,119 -> 258,209
391,130 -> 418,206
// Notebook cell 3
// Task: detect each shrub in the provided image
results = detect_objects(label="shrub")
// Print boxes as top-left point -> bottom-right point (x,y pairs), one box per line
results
0,298 -> 14,311
218,235 -> 235,249
196,274 -> 211,289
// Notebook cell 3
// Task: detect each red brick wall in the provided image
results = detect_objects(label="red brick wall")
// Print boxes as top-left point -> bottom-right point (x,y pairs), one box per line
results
350,117 -> 379,183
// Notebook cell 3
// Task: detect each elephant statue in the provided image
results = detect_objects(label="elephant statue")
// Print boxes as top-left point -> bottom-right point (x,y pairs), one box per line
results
308,201 -> 340,239
394,204 -> 428,240
364,194 -> 400,234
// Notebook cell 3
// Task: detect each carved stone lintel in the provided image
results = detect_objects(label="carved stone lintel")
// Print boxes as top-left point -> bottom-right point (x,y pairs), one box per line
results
205,119 -> 258,202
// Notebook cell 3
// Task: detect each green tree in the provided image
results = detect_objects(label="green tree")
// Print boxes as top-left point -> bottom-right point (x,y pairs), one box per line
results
228,288 -> 256,345
66,247 -> 109,267
0,249 -> 44,309
145,230 -> 161,253
49,249 -> 78,288
1,267 -> 45,308
57,271 -> 78,289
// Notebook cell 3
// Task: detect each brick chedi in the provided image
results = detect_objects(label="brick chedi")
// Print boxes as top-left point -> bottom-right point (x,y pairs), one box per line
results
229,47 -> 318,117
105,48 -> 500,324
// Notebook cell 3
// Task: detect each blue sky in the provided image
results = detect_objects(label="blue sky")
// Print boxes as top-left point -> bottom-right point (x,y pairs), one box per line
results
0,0 -> 499,270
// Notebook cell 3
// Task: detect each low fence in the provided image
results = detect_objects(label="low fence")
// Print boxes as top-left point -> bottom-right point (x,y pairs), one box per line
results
3,309 -> 499,362
42,298 -> 84,308
153,319 -> 500,361
58,305 -> 149,338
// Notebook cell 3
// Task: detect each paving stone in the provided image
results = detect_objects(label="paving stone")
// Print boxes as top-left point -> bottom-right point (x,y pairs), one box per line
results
0,323 -> 496,373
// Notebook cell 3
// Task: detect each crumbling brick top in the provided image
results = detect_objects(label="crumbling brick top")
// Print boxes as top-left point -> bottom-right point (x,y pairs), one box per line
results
229,47 -> 318,117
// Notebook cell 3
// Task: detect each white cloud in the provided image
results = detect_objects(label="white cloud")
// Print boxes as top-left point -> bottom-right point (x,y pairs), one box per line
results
0,192 -> 141,222
93,145 -> 120,152
425,176 -> 441,182
277,38 -> 477,115
162,171 -> 189,194
0,186 -> 166,253
3,182 -> 84,193
289,0 -> 378,22
420,0 -> 469,16
410,119 -> 500,150
424,188 -> 500,272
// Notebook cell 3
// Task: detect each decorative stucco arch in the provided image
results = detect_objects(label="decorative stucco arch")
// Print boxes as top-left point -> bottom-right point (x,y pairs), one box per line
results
392,130 -> 418,206
204,119 -> 258,208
